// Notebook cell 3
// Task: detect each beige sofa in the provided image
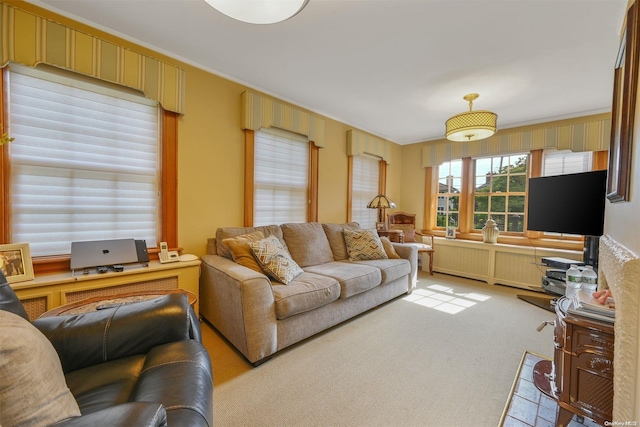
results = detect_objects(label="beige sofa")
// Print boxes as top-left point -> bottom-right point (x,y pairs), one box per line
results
199,222 -> 418,365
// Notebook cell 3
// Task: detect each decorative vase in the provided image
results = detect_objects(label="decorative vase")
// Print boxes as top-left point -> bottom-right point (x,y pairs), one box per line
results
482,218 -> 499,243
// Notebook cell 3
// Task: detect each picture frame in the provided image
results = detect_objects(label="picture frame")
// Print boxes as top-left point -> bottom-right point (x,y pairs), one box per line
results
446,227 -> 456,239
608,2 -> 639,203
0,243 -> 34,283
376,222 -> 387,231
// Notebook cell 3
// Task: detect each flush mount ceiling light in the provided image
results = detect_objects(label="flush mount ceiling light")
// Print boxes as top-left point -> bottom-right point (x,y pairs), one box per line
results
445,93 -> 498,142
204,0 -> 309,24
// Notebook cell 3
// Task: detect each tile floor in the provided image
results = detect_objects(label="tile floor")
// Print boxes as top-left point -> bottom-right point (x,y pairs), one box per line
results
501,352 -> 600,427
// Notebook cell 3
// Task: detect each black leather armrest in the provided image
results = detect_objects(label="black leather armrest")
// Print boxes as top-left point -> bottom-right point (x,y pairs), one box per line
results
50,402 -> 167,427
33,293 -> 201,373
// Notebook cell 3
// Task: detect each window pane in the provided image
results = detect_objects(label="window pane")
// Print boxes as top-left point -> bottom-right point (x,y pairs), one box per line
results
508,196 -> 525,213
491,195 -> 506,212
508,214 -> 525,232
475,175 -> 491,192
509,175 -> 526,192
493,215 -> 506,231
474,195 -> 488,212
492,175 -> 507,192
449,195 -> 460,211
474,213 -> 488,229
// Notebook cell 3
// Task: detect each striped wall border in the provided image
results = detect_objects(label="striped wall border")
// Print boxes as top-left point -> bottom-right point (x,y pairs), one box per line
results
347,129 -> 392,164
242,90 -> 325,147
0,3 -> 185,114
422,115 -> 611,167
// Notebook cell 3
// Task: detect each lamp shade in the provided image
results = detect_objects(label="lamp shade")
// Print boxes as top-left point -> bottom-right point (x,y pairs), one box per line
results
367,195 -> 396,210
204,0 -> 308,24
445,93 -> 497,142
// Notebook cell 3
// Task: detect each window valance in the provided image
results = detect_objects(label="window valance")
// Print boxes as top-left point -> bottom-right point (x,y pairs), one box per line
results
0,3 -> 185,114
421,114 -> 611,168
242,90 -> 325,147
347,129 -> 392,164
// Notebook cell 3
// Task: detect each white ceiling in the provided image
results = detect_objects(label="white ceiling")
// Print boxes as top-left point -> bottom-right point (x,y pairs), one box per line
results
27,0 -> 627,145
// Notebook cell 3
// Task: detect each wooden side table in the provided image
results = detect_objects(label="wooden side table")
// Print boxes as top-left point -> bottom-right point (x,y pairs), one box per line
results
377,229 -> 404,243
39,289 -> 197,318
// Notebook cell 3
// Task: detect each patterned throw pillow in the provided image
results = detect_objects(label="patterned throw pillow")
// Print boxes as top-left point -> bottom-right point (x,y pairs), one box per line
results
343,229 -> 388,261
222,230 -> 265,273
249,235 -> 304,285
379,236 -> 401,259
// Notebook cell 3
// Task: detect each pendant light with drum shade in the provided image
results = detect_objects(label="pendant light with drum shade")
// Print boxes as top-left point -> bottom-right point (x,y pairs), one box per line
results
203,0 -> 308,24
445,93 -> 498,142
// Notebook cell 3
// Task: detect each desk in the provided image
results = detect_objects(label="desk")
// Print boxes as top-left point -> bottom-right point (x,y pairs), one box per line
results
377,229 -> 404,243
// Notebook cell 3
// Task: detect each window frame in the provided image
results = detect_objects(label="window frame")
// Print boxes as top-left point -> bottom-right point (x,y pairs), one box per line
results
0,67 -> 178,274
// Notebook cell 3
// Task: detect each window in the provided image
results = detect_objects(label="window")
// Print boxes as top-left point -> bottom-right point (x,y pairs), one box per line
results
437,160 -> 462,229
474,154 -> 527,233
542,149 -> 592,176
351,155 -> 379,229
7,64 -> 160,257
254,128 -> 309,226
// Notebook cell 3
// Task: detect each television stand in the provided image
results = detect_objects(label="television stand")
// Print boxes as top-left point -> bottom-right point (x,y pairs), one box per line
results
517,294 -> 557,313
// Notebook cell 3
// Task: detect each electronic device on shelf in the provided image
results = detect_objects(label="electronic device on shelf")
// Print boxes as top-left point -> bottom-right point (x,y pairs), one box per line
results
135,239 -> 150,266
528,170 -> 606,269
159,241 -> 179,264
70,238 -> 138,274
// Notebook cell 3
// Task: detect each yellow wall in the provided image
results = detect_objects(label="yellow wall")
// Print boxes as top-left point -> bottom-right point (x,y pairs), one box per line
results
176,64 -> 404,255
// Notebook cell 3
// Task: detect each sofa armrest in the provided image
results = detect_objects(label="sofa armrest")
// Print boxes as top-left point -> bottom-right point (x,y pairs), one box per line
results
199,254 -> 278,364
33,293 -> 199,373
391,243 -> 418,291
51,402 -> 167,427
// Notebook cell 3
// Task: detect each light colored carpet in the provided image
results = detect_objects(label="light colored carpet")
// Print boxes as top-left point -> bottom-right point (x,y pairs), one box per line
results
201,272 -> 556,427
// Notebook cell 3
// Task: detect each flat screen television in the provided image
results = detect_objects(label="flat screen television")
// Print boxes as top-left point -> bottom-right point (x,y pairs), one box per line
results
527,170 -> 607,237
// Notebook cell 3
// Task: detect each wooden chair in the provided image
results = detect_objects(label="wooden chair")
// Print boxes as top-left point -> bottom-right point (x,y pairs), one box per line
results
387,211 -> 435,275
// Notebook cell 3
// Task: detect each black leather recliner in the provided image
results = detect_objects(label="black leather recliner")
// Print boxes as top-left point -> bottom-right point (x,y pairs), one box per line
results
0,271 -> 213,426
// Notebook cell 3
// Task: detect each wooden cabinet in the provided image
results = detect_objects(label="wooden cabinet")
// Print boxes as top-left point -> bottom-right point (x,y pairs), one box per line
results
553,298 -> 614,426
10,260 -> 201,320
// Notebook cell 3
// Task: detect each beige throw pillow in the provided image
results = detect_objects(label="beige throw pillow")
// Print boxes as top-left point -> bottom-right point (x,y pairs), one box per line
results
249,235 -> 304,285
379,236 -> 401,259
0,310 -> 81,427
222,230 -> 265,273
343,229 -> 388,261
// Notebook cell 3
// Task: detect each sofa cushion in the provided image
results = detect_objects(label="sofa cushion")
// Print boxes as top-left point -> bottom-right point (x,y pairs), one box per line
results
351,258 -> 411,285
322,222 -> 361,261
0,310 -> 81,427
216,225 -> 285,260
272,272 -> 341,319
222,230 -> 265,273
303,261 -> 382,299
343,228 -> 388,261
281,222 -> 334,267
379,236 -> 401,259
250,235 -> 304,285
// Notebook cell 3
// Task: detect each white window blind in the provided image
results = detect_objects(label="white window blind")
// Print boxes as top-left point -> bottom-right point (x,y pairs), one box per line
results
254,128 -> 308,226
542,150 -> 592,176
8,64 -> 159,257
351,155 -> 379,229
